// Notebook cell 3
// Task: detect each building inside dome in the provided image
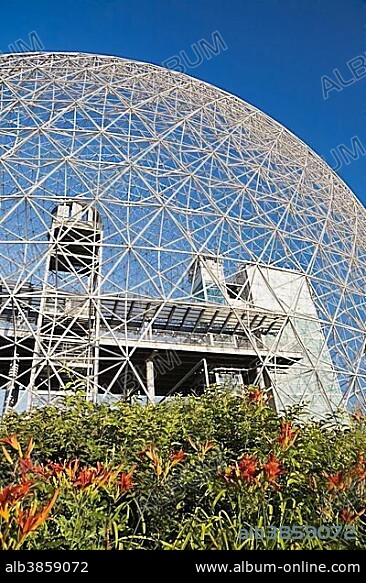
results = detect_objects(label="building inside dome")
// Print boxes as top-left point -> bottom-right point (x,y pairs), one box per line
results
0,52 -> 365,420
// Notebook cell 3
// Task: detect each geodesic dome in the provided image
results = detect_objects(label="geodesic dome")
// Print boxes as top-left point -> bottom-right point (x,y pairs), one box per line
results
0,52 -> 365,417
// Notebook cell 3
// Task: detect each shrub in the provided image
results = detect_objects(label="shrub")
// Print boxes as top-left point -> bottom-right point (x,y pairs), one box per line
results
0,386 -> 365,549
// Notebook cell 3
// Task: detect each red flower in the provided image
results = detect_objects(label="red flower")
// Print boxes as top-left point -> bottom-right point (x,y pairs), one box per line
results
47,461 -> 67,477
0,434 -> 22,452
64,459 -> 80,480
45,459 -> 124,490
278,420 -> 298,449
0,482 -> 32,507
220,455 -> 259,486
73,466 -> 105,489
19,458 -> 48,479
16,489 -> 58,537
72,468 -> 97,490
47,459 -> 80,480
262,454 -> 285,485
325,471 -> 349,492
170,450 -> 186,467
340,507 -> 365,524
19,458 -> 34,476
352,411 -> 364,422
237,454 -> 259,483
352,453 -> 366,482
72,462 -> 120,490
116,467 -> 135,493
248,388 -> 265,405
0,436 -> 35,461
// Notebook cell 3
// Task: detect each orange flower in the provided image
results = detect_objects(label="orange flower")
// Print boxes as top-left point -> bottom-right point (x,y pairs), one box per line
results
186,438 -> 216,459
340,507 -> 365,524
16,489 -> 58,537
352,453 -> 366,482
352,411 -> 364,423
19,458 -> 48,480
72,467 -> 97,490
116,467 -> 135,493
248,388 -> 265,405
47,461 -> 66,477
19,457 -> 34,476
73,467 -> 103,489
0,482 -> 32,507
23,438 -> 35,460
237,454 -> 259,483
262,454 -> 285,485
278,419 -> 298,449
47,459 -> 80,480
1,436 -> 34,461
220,455 -> 259,486
144,445 -> 163,478
0,435 -> 22,453
325,471 -> 349,492
45,459 -> 124,490
170,450 -> 186,467
72,462 -> 121,490
63,459 -> 80,480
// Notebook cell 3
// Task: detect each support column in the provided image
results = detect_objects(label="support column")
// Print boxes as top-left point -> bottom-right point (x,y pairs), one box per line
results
203,357 -> 210,388
146,358 -> 155,403
3,346 -> 19,414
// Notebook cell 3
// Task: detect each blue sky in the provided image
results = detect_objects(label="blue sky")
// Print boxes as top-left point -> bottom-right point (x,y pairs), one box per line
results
0,0 -> 364,202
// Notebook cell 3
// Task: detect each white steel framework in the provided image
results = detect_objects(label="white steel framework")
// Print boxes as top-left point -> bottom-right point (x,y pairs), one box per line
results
0,52 -> 365,418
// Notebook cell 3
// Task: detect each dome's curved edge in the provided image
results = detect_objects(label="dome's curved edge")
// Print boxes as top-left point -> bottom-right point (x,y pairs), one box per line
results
0,50 -> 363,214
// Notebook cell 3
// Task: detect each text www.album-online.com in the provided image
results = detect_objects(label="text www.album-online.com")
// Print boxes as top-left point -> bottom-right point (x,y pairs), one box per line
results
195,561 -> 360,574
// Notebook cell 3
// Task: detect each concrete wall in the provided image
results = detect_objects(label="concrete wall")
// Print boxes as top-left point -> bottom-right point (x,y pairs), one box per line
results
245,264 -> 343,419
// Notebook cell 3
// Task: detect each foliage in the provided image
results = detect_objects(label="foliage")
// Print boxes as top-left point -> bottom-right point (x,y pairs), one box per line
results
0,386 -> 365,550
